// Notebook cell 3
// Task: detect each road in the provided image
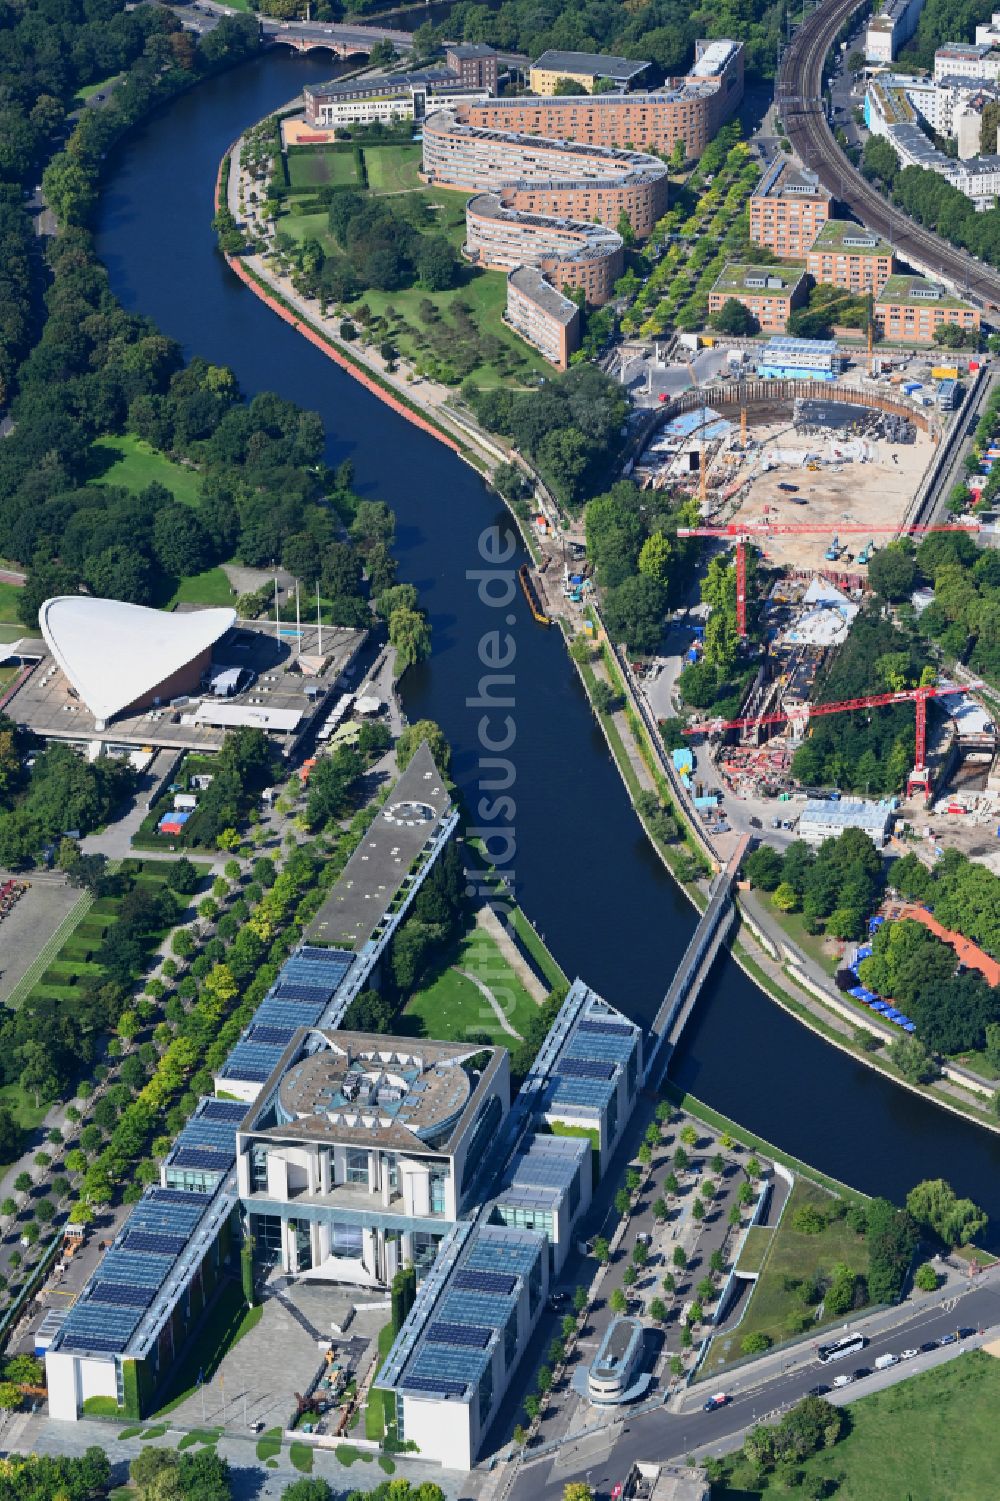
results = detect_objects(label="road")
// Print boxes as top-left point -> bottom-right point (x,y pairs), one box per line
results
777,0 -> 1000,308
507,1270 -> 1000,1498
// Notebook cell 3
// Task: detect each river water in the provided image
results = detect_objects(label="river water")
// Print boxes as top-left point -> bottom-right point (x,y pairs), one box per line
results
95,51 -> 1000,1234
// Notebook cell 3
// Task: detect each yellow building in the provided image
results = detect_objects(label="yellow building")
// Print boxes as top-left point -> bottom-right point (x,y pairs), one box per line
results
528,49 -> 651,95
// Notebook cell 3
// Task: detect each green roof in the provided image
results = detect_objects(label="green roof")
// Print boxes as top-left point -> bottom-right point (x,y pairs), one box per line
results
877,275 -> 975,311
711,261 -> 806,296
808,220 -> 893,257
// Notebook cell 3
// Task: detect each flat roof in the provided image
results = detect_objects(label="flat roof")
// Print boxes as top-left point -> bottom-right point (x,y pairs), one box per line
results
808,218 -> 893,255
379,1221 -> 546,1403
689,39 -> 741,77
531,49 -> 651,81
878,274 -> 974,309
508,266 -> 581,325
592,1315 -> 642,1375
305,740 -> 453,949
753,157 -> 831,200
447,42 -> 496,58
711,262 -> 806,295
526,979 -> 641,1122
801,798 -> 894,830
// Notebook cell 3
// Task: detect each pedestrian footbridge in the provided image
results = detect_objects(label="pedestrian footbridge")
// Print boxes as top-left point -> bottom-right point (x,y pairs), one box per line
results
644,833 -> 748,1086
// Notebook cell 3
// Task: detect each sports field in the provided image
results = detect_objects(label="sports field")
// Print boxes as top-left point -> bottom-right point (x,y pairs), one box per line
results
364,144 -> 422,193
287,147 -> 360,190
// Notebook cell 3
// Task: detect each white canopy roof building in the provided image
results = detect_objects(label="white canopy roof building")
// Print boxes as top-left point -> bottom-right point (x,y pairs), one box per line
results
39,596 -> 237,729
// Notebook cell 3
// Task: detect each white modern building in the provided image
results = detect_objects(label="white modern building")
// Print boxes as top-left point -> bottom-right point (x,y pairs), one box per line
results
933,43 -> 1000,82
520,979 -> 642,1174
976,11 -> 1000,46
376,1219 -> 549,1470
798,798 -> 896,849
866,0 -> 927,64
39,596 -> 236,731
490,1130 -> 591,1277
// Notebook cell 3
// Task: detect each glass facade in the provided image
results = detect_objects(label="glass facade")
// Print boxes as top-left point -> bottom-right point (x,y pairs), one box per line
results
494,1204 -> 553,1235
250,1212 -> 284,1264
250,1144 -> 268,1193
429,1168 -> 448,1216
346,1149 -> 370,1186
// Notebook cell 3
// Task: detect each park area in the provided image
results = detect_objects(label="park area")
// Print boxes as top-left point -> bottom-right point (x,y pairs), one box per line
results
274,140 -> 551,388
401,921 -> 542,1047
715,1350 -> 1000,1498
704,1179 -> 870,1376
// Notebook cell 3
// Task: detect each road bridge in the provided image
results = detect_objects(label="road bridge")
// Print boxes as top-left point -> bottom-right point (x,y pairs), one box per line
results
644,834 -> 749,1087
260,20 -> 414,56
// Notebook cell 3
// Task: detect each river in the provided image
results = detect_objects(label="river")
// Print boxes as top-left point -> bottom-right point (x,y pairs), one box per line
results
95,50 -> 1000,1235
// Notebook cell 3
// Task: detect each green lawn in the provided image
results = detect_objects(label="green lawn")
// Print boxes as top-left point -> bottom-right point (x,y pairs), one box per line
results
767,903 -> 844,976
274,153 -> 549,389
88,434 -> 203,508
735,1225 -> 772,1276
704,1179 -> 869,1377
279,208 -> 334,248
0,581 -> 23,624
287,147 -> 360,190
166,566 -> 235,609
717,1351 -> 1000,1498
153,1280 -> 261,1415
0,1081 -> 52,1134
364,144 -> 422,193
402,924 -> 540,1045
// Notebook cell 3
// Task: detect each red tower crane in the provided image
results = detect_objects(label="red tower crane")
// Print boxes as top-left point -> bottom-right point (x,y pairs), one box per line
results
677,522 -> 980,638
684,680 -> 986,801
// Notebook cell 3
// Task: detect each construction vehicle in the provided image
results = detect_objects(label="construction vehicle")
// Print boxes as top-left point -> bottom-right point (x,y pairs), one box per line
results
684,680 -> 986,802
824,534 -> 841,562
857,539 -> 875,565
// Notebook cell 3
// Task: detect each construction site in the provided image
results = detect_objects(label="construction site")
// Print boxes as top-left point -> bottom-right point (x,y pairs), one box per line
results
626,363 -> 1000,861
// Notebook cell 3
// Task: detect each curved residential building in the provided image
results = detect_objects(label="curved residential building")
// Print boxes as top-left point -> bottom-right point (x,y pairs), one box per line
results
423,109 -> 669,237
465,193 -> 624,304
477,39 -> 744,159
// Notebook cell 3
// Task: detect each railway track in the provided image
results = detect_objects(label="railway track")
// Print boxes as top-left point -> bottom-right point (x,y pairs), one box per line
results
777,0 -> 1000,309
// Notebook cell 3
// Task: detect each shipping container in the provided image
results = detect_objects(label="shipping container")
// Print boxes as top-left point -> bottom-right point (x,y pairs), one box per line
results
930,366 -> 959,379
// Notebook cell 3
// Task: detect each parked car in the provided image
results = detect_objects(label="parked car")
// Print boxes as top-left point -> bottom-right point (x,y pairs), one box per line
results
874,1354 -> 898,1371
900,1348 -> 919,1361
938,1333 -> 958,1347
852,1367 -> 872,1380
807,1384 -> 830,1397
832,1374 -> 853,1388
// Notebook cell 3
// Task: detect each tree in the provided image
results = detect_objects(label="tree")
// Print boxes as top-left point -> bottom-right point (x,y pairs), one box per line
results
710,297 -> 758,336
614,1187 -> 632,1216
868,544 -> 917,602
672,1246 -> 687,1269
602,575 -> 667,654
888,1034 -> 937,1085
622,1264 -> 638,1288
610,1287 -> 627,1314
772,881 -> 799,913
741,1331 -> 772,1354
906,1179 -> 987,1247
744,845 -> 784,892
669,138 -> 686,170
649,1296 -> 667,1322
281,1483 -> 333,1501
0,1382 -> 22,1411
593,1236 -> 610,1264
396,720 -> 449,772
564,1485 -> 593,1501
914,1261 -> 939,1291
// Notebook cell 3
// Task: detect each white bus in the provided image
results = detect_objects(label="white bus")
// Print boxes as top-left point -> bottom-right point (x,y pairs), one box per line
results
817,1333 -> 866,1364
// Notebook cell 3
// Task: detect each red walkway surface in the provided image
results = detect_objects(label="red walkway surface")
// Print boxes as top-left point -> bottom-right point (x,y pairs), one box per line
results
886,901 -> 1000,987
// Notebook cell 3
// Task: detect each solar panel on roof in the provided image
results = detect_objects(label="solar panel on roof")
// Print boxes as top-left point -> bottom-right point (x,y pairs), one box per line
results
123,1231 -> 186,1256
454,1269 -> 516,1296
60,1332 -> 130,1354
428,1321 -> 492,1348
557,1057 -> 614,1080
200,1100 -> 246,1123
402,1374 -> 467,1397
220,1059 -> 273,1082
272,983 -> 330,1005
92,1281 -> 156,1308
248,1024 -> 296,1046
99,1251 -> 173,1285
148,1188 -> 212,1206
172,1147 -> 229,1171
577,1019 -> 633,1036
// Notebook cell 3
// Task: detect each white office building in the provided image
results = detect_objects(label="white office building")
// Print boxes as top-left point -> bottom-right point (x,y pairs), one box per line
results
236,1030 -> 511,1286
866,0 -> 927,64
376,1220 -> 549,1470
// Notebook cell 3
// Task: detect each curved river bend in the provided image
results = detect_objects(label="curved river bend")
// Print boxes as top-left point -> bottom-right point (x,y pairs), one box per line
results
96,51 -> 1000,1236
